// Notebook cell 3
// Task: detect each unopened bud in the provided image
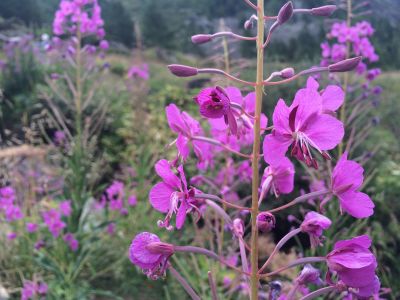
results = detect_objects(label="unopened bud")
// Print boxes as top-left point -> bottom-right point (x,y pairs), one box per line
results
297,264 -> 322,285
257,212 -> 276,232
191,34 -> 213,44
168,64 -> 199,77
277,1 -> 294,25
233,218 -> 244,237
311,5 -> 337,17
280,67 -> 295,79
146,242 -> 175,255
328,56 -> 362,72
244,20 -> 253,30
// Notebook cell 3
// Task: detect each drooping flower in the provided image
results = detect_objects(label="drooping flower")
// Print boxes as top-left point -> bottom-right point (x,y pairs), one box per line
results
263,82 -> 344,167
296,264 -> 322,286
330,152 -> 374,218
259,157 -> 295,201
326,235 -> 378,297
129,232 -> 174,279
165,104 -> 212,169
149,159 -> 201,230
300,211 -> 331,247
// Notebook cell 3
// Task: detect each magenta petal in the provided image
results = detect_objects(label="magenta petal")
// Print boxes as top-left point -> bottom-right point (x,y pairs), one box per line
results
306,76 -> 320,90
263,133 -> 292,164
149,182 -> 175,213
338,263 -> 377,288
155,159 -> 181,189
334,234 -> 372,250
271,157 -> 295,194
292,89 -> 322,131
339,191 -> 374,218
357,276 -> 380,297
166,104 -> 185,133
225,86 -> 243,105
129,232 -> 162,268
321,85 -> 344,112
272,99 -> 291,134
175,201 -> 188,229
305,114 -> 344,150
332,152 -> 364,191
209,117 -> 228,131
227,111 -> 238,135
176,133 -> 190,160
243,92 -> 256,113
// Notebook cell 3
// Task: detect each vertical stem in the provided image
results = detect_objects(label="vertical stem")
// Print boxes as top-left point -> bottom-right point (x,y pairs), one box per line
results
169,265 -> 201,300
338,0 -> 352,156
75,25 -> 82,140
250,1 -> 264,299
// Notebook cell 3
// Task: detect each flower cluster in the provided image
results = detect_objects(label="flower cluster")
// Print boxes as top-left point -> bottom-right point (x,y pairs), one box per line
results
0,186 -> 23,222
21,280 -> 48,300
97,180 -> 137,215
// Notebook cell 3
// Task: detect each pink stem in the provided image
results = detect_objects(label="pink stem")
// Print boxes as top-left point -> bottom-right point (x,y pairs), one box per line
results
191,135 -> 252,158
212,31 -> 257,41
260,257 -> 326,278
300,286 -> 337,300
266,190 -> 330,213
207,271 -> 219,300
168,265 -> 201,300
263,67 -> 328,86
258,228 -> 302,274
195,193 -> 251,211
243,0 -> 258,10
198,68 -> 256,86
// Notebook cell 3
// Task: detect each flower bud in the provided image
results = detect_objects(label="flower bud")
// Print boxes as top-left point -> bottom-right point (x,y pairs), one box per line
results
277,2 -> 294,25
233,218 -> 244,237
296,264 -> 322,285
256,212 -> 276,232
280,67 -> 295,79
244,20 -> 253,30
328,56 -> 362,72
168,64 -> 198,77
311,5 -> 337,17
191,34 -> 213,44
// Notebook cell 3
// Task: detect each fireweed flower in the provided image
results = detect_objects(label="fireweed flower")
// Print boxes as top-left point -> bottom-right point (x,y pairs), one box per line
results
263,82 -> 344,167
59,200 -> 72,216
26,223 -> 39,233
330,152 -> 374,218
127,64 -> 149,80
42,209 -> 66,237
128,195 -> 137,206
296,264 -> 322,286
129,232 -> 174,279
305,77 -> 344,114
300,211 -> 331,247
63,233 -> 79,251
21,280 -> 48,300
149,159 -> 202,230
259,157 -> 295,201
256,212 -> 276,232
165,104 -> 212,169
208,87 -> 268,146
194,86 -> 233,123
326,235 -> 378,297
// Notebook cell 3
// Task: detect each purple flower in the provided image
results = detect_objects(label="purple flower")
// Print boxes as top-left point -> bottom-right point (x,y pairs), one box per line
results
260,157 -> 294,201
331,152 -> 374,218
300,211 -> 331,247
305,77 -> 344,113
149,159 -> 201,230
128,195 -> 137,206
42,209 -> 66,237
37,282 -> 48,295
99,40 -> 109,50
59,200 -> 72,217
165,104 -> 212,169
263,83 -> 344,167
26,223 -> 38,233
129,232 -> 174,279
296,264 -> 322,286
195,86 -> 231,119
127,64 -> 149,80
21,281 -> 36,300
63,233 -> 79,251
326,235 -> 377,296
256,212 -> 276,232
7,232 -> 17,240
106,222 -> 116,235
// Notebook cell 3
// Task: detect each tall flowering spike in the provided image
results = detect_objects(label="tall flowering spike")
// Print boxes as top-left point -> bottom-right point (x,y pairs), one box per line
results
168,64 -> 198,77
311,5 -> 337,17
263,83 -> 344,167
326,235 -> 378,297
277,2 -> 294,25
149,159 -> 201,230
260,157 -> 295,200
300,211 -> 331,247
165,104 -> 212,169
331,152 -> 374,218
328,56 -> 362,72
129,232 -> 174,280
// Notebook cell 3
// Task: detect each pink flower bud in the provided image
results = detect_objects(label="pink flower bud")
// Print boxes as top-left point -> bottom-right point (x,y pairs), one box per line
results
280,67 -> 295,79
168,64 -> 198,77
256,212 -> 276,232
296,264 -> 321,285
191,34 -> 212,44
328,56 -> 362,72
277,1 -> 294,25
311,5 -> 337,17
244,20 -> 253,30
146,241 -> 175,256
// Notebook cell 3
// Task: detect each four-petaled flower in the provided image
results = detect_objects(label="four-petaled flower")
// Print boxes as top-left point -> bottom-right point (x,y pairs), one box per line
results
149,159 -> 202,230
263,78 -> 344,168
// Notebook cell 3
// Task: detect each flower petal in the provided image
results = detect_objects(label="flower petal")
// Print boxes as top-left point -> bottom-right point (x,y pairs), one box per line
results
149,182 -> 174,213
263,133 -> 292,164
155,159 -> 181,189
304,114 -> 344,150
176,201 -> 188,229
272,99 -> 291,134
166,104 -> 185,133
225,86 -> 243,105
321,85 -> 344,112
339,191 -> 374,218
332,152 -> 364,191
176,134 -> 190,160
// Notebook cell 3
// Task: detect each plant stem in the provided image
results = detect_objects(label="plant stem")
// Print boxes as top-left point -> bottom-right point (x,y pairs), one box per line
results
266,190 -> 330,213
250,0 -> 264,298
260,257 -> 326,278
258,228 -> 302,274
168,265 -> 201,300
339,0 -> 352,157
208,271 -> 220,300
300,286 -> 336,300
